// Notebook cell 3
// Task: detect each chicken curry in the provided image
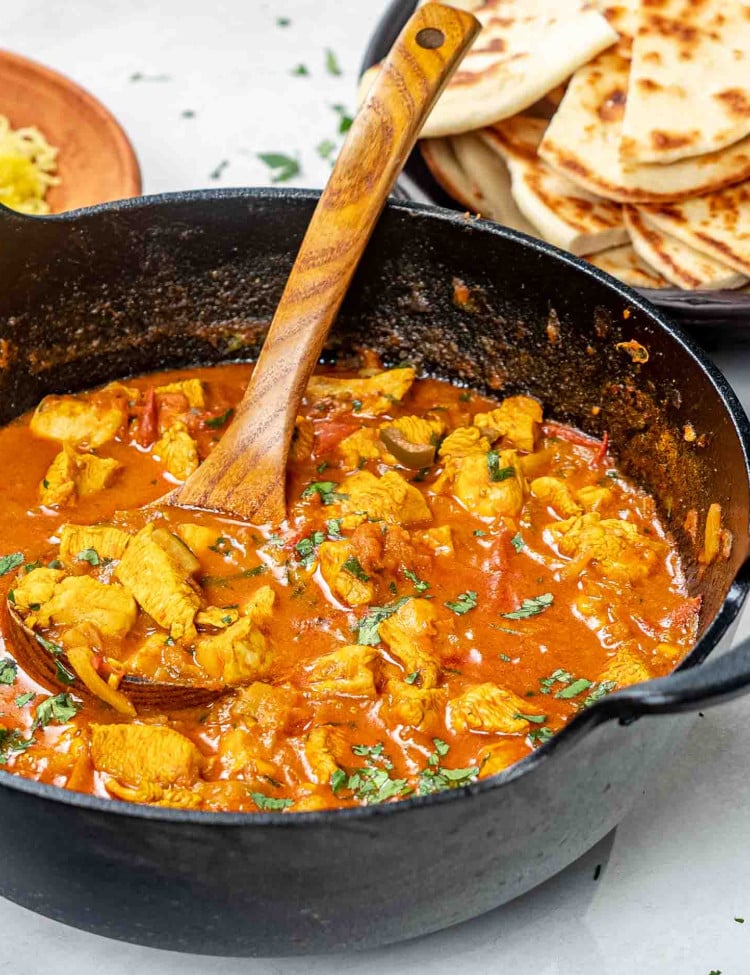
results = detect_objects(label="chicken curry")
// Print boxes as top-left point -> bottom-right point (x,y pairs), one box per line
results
0,358 -> 701,812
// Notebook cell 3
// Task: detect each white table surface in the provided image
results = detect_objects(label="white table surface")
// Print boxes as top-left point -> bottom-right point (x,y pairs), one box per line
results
3,2 -> 750,972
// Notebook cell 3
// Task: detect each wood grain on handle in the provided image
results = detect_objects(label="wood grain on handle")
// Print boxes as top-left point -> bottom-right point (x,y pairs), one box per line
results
175,3 -> 480,523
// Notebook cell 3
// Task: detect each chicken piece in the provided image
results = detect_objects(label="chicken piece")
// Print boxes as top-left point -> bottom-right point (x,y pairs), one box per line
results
155,378 -> 205,409
452,450 -> 525,519
381,412 -> 446,446
194,587 -> 275,684
105,779 -> 203,809
418,525 -> 454,556
317,539 -> 375,607
307,367 -> 415,416
40,445 -> 120,506
11,566 -> 66,610
478,739 -> 530,778
598,643 -> 652,687
31,394 -> 126,448
213,728 -> 281,780
379,598 -> 440,688
196,606 -> 240,628
59,524 -> 131,563
90,723 -> 203,787
438,426 -> 490,462
175,523 -> 218,560
550,512 -> 662,584
337,428 -> 384,469
473,396 -> 542,453
304,644 -> 378,697
448,683 -> 537,735
290,415 -> 315,464
153,421 -> 199,481
383,680 -> 447,732
337,470 -> 431,529
231,682 -> 304,734
576,484 -> 613,512
530,476 -> 581,518
304,725 -> 348,784
243,585 -> 276,628
114,524 -> 201,640
32,576 -> 136,639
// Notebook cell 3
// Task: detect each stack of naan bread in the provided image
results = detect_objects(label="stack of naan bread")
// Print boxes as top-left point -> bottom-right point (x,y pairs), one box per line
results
359,0 -> 750,292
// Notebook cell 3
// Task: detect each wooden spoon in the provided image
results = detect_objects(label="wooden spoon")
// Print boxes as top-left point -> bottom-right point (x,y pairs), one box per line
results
6,3 -> 481,711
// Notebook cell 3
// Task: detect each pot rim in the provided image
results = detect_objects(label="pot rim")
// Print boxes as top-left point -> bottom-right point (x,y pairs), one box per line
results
1,187 -> 749,826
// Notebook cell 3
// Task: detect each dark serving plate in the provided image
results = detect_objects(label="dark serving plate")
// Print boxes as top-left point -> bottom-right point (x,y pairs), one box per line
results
362,0 -> 750,340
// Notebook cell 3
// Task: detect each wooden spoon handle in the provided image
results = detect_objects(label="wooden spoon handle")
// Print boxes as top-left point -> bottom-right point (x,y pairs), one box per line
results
175,3 -> 480,522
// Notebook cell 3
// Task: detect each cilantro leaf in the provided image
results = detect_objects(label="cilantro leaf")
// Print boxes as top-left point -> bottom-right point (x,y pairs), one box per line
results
205,407 -> 234,429
582,680 -> 617,708
342,556 -> 369,582
14,692 -> 35,708
257,152 -> 300,183
250,792 -> 293,812
295,530 -> 326,569
331,103 -> 353,134
325,48 -> 342,76
528,726 -> 554,744
0,553 -> 24,576
35,634 -> 63,656
330,768 -> 347,794
515,711 -> 547,724
444,590 -> 478,615
502,593 -> 553,620
356,597 -> 411,646
0,658 -> 17,685
55,659 -> 76,685
325,518 -> 343,539
511,532 -> 524,553
487,451 -> 515,482
302,480 -> 347,505
405,671 -> 420,685
76,547 -> 100,566
33,693 -> 80,730
291,63 -> 309,76
555,677 -> 593,699
403,568 -> 430,593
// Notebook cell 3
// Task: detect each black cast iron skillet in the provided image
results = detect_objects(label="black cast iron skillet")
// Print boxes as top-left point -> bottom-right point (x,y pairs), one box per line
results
1,190 -> 750,957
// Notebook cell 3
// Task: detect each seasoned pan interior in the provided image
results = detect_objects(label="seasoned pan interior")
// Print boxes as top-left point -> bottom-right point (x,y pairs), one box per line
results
0,192 -> 746,642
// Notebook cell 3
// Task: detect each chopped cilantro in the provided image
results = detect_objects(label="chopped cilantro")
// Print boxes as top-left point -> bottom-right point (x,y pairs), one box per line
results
540,669 -> 572,694
24,560 -> 41,573
403,567 -> 430,593
325,48 -> 342,76
325,518 -> 343,539
209,159 -> 229,180
291,63 -> 309,76
208,536 -> 231,554
351,399 -> 363,412
735,917 -> 745,924
432,738 -> 449,757
356,597 -> 410,646
295,530 -> 325,569
202,565 -> 266,587
317,139 -> 336,162
459,390 -> 472,402
342,556 -> 369,582
250,792 -> 293,812
556,677 -> 593,699
582,680 -> 617,708
317,461 -> 329,475
48,559 -> 63,570
276,16 -> 290,26
499,653 -> 512,662
55,659 -> 76,685
528,726 -> 554,745
33,693 -> 80,730
473,529 -> 487,537
76,547 -> 100,566
487,451 -> 515,483
444,590 -> 478,615
257,152 -> 300,183
405,671 -> 420,685
0,658 -> 17,685
515,711 -> 546,724
35,634 -> 63,656
302,480 -> 347,505
502,593 -> 553,620
511,532 -> 524,553
14,692 -> 35,708
388,581 -> 398,595
205,407 -> 234,429
418,739 -> 478,794
330,768 -> 347,794
0,552 -> 24,576
352,742 -> 387,762
0,728 -> 34,763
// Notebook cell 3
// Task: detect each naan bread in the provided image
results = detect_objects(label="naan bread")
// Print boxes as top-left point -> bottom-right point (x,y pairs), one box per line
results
621,0 -> 750,164
586,244 -> 668,289
482,118 -> 627,255
420,136 -> 534,232
624,207 -> 747,290
638,183 -> 750,276
539,52 -> 750,202
596,0 -> 638,58
359,0 -> 618,138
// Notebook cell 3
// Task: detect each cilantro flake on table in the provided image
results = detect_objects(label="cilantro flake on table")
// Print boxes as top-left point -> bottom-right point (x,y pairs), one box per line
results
257,152 -> 300,184
502,593 -> 553,620
331,103 -> 353,134
325,48 -> 342,76
291,63 -> 309,76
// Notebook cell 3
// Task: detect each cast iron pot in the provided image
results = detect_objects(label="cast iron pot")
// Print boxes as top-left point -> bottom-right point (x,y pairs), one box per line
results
1,190 -> 750,957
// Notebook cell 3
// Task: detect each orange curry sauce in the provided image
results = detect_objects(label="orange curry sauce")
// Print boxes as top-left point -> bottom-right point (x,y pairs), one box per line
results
0,360 -> 698,812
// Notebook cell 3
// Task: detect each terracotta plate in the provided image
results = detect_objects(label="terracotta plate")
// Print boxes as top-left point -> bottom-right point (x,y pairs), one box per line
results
0,48 -> 141,212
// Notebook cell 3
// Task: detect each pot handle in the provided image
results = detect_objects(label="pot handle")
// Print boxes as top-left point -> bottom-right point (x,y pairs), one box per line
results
602,557 -> 750,718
